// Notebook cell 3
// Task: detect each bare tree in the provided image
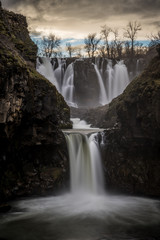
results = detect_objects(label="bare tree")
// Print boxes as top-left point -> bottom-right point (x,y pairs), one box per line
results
112,29 -> 124,59
66,42 -> 75,58
100,25 -> 112,58
84,33 -> 101,57
74,46 -> 82,58
134,42 -> 144,57
124,21 -> 141,57
124,41 -> 131,57
110,41 -> 116,59
98,45 -> 106,57
41,33 -> 61,57
84,38 -> 91,57
148,31 -> 160,56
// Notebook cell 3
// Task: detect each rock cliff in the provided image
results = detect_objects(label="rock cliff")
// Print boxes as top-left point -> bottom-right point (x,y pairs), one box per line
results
82,56 -> 160,196
74,59 -> 100,107
0,4 -> 72,203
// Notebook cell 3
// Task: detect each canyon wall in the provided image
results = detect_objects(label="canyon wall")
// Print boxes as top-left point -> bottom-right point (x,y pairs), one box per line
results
0,4 -> 71,203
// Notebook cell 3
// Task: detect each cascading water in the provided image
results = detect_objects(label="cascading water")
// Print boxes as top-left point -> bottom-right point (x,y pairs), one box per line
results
62,63 -> 77,107
37,57 -> 131,107
36,57 -> 60,91
94,63 -> 108,105
94,59 -> 130,105
105,60 -> 114,102
54,58 -> 66,93
112,60 -> 130,99
71,118 -> 91,129
65,133 -> 104,194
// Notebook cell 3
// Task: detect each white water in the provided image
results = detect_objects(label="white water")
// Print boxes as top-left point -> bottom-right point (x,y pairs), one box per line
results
71,118 -> 91,129
112,60 -> 130,99
105,60 -> 114,102
62,63 -> 77,107
36,58 -> 77,107
94,63 -> 108,105
65,133 -> 104,194
94,59 -> 130,106
36,57 -> 60,91
36,57 -> 130,107
54,58 -> 66,92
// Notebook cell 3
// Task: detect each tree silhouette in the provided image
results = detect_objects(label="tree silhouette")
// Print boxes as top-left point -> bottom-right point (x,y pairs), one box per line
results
41,34 -> 61,57
149,31 -> 160,57
66,42 -> 75,57
84,33 -> 101,57
124,21 -> 141,58
100,25 -> 112,58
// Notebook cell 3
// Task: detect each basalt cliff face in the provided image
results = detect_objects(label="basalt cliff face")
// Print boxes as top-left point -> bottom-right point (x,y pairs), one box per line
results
0,4 -> 72,203
74,59 -> 100,107
83,56 -> 160,196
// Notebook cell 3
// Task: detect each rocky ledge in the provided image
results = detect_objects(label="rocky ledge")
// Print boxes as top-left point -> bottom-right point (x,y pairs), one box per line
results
0,3 -> 72,203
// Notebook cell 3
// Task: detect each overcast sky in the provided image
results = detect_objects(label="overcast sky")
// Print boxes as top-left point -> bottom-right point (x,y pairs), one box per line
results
1,0 -> 160,41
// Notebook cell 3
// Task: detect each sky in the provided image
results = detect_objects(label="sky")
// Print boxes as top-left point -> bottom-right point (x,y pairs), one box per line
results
1,0 -> 160,51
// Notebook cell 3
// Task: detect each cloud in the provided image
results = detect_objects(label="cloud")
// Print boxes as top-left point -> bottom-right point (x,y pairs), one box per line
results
3,0 -> 160,18
150,21 -> 160,28
2,0 -> 160,39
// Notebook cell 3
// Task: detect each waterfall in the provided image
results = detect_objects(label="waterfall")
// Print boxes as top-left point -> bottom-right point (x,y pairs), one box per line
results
105,60 -> 114,103
54,59 -> 66,93
65,133 -> 104,194
93,59 -> 130,105
36,57 -> 130,107
94,64 -> 108,105
112,60 -> 130,99
62,63 -> 77,107
36,57 -> 60,91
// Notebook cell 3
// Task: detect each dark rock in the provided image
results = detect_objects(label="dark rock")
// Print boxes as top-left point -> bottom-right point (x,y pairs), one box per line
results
0,203 -> 11,213
92,57 -> 160,197
74,59 -> 100,107
0,6 -> 71,203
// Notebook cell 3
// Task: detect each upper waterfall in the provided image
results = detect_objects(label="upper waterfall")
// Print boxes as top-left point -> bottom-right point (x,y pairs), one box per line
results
62,63 -> 77,107
36,57 -> 60,91
94,63 -> 108,105
36,57 -> 130,108
112,60 -> 130,99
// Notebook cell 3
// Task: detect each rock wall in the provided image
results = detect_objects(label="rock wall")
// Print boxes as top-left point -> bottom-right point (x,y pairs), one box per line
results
85,56 -> 160,197
74,59 -> 100,107
0,4 -> 72,203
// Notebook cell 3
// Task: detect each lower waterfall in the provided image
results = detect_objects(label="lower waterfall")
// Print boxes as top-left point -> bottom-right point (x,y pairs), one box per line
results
65,133 -> 104,194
